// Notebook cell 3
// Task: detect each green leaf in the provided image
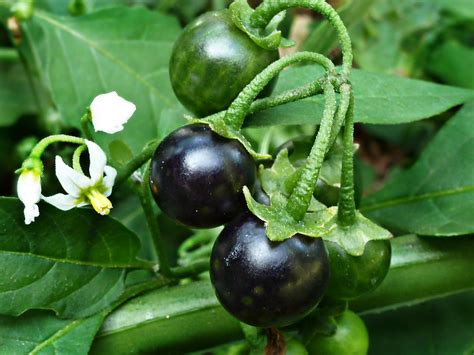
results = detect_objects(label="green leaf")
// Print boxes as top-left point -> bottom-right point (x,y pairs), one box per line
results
0,310 -> 105,354
0,58 -> 37,126
247,66 -> 474,126
361,102 -> 474,236
36,0 -> 131,15
18,7 -> 185,153
428,40 -> 474,90
0,197 -> 149,318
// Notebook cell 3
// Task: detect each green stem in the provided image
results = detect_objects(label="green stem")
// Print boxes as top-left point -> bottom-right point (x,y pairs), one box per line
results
337,90 -> 356,226
170,260 -> 210,278
72,144 -> 86,174
248,77 -> 325,119
249,0 -> 353,79
285,80 -> 337,221
224,51 -> 335,131
138,161 -> 171,277
0,48 -> 19,62
328,82 -> 351,149
80,112 -> 94,141
115,140 -> 160,187
29,134 -> 85,159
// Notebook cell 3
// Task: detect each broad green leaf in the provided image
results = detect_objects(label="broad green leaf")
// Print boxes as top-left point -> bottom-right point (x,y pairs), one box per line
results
361,102 -> 474,236
428,40 -> 474,90
0,58 -> 37,126
247,66 -> 474,126
0,197 -> 149,318
0,310 -> 105,355
19,7 -> 185,153
364,291 -> 474,355
36,0 -> 131,15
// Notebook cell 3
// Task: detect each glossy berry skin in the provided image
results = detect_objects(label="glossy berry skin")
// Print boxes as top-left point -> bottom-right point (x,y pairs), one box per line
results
325,239 -> 391,300
307,310 -> 369,355
149,124 -> 256,228
170,10 -> 279,117
210,213 -> 329,327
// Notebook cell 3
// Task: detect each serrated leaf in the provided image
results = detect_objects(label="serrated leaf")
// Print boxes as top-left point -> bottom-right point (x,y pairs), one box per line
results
361,102 -> 474,236
0,310 -> 105,355
247,66 -> 474,126
18,7 -> 185,153
0,197 -> 149,318
0,59 -> 37,126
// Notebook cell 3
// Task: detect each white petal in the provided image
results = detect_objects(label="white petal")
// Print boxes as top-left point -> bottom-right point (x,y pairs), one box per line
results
55,156 -> 91,195
42,193 -> 80,211
90,91 -> 136,134
102,165 -> 117,197
85,140 -> 107,182
17,170 -> 41,205
24,204 -> 39,225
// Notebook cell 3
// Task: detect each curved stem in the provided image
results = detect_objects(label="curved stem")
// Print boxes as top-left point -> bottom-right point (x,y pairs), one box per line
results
250,0 -> 353,79
337,90 -> 356,226
286,80 -> 337,221
80,112 -> 94,141
328,83 -> 351,149
138,161 -> 171,277
224,51 -> 335,131
115,140 -> 160,187
29,134 -> 85,159
72,144 -> 86,174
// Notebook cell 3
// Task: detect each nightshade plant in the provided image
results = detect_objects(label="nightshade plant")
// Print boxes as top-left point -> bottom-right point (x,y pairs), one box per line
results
0,0 -> 473,354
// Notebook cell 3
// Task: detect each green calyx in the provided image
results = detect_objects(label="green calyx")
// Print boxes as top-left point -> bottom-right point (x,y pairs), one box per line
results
230,0 -> 295,50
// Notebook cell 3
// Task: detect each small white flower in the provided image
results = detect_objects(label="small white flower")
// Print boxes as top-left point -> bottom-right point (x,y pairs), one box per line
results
89,91 -> 136,134
17,168 -> 42,225
42,140 -> 117,216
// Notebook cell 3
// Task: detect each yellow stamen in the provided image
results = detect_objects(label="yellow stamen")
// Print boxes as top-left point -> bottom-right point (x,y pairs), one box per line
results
87,189 -> 112,215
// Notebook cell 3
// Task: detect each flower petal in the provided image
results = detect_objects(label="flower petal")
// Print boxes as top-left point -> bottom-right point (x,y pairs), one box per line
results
55,156 -> 91,195
103,165 -> 117,197
17,170 -> 41,205
24,204 -> 39,225
85,140 -> 107,183
90,91 -> 136,134
42,193 -> 79,211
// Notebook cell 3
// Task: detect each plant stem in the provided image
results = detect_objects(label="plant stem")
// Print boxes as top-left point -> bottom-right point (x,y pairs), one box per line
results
30,134 -> 85,159
249,0 -> 353,79
138,161 -> 171,277
337,90 -> 356,226
224,51 -> 335,131
80,112 -> 94,141
170,260 -> 210,278
285,80 -> 337,221
115,140 -> 160,187
328,83 -> 351,149
72,144 -> 86,174
0,48 -> 19,62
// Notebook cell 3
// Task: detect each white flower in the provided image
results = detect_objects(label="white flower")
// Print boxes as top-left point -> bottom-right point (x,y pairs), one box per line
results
17,168 -> 41,225
42,140 -> 117,215
89,91 -> 136,134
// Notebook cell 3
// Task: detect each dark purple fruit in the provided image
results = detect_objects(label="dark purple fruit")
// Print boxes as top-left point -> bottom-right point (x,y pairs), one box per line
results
149,124 -> 256,228
210,213 -> 329,327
